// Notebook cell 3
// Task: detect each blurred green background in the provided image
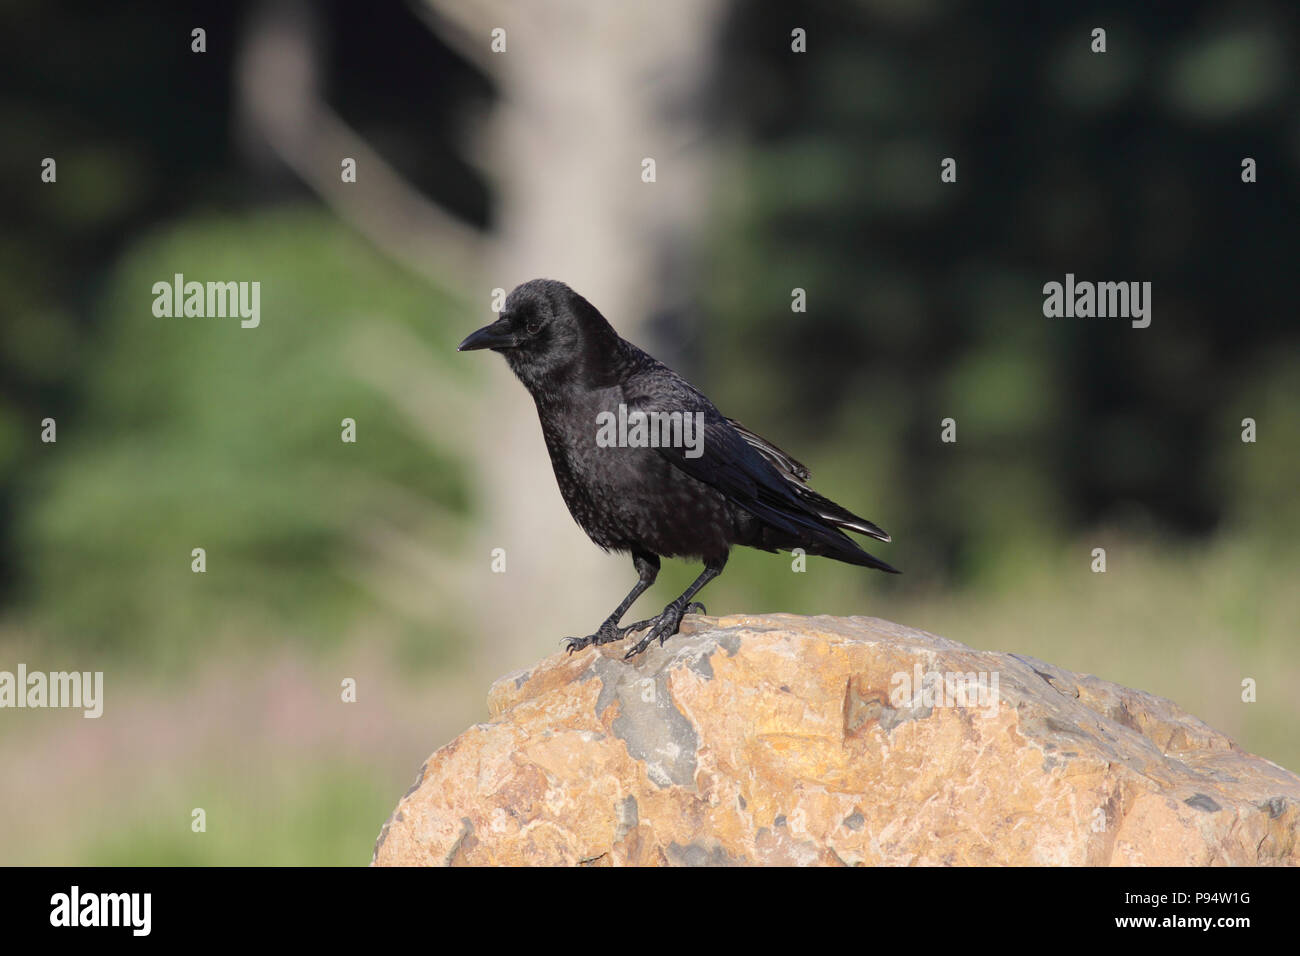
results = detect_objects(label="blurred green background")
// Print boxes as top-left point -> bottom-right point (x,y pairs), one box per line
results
0,0 -> 1296,864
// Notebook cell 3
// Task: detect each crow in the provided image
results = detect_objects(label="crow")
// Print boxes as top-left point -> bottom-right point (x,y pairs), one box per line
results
459,279 -> 898,658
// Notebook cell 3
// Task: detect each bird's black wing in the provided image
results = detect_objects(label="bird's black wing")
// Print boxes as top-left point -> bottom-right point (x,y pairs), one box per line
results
726,417 -> 891,543
725,418 -> 811,481
624,372 -> 896,570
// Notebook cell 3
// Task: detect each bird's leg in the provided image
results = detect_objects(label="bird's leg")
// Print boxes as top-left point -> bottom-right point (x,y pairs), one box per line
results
624,555 -> 727,659
564,552 -> 660,654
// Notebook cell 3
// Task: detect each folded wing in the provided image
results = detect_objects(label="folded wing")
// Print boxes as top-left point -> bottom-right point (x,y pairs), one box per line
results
624,377 -> 897,572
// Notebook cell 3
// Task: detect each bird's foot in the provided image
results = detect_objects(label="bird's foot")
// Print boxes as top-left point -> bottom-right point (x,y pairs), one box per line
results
563,618 -> 645,655
567,603 -> 708,657
623,601 -> 691,659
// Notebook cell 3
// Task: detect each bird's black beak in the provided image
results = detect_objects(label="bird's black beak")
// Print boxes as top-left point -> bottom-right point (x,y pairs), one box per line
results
457,315 -> 519,352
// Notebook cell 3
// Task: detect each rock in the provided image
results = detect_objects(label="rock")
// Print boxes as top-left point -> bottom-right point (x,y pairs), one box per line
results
372,613 -> 1300,866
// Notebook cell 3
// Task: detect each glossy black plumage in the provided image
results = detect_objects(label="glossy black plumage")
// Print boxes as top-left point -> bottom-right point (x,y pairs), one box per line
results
458,279 -> 897,657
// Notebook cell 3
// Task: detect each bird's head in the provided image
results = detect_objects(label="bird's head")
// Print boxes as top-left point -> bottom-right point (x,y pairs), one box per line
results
457,279 -> 619,392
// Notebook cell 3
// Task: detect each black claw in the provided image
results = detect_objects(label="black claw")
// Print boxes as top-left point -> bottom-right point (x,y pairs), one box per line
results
624,625 -> 660,658
623,636 -> 653,659
684,601 -> 707,615
622,604 -> 692,658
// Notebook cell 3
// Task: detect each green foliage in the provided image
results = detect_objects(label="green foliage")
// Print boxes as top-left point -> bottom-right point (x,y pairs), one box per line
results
13,208 -> 469,666
702,0 -> 1300,588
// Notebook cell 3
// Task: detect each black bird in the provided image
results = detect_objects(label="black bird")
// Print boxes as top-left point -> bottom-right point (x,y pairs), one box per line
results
459,279 -> 898,658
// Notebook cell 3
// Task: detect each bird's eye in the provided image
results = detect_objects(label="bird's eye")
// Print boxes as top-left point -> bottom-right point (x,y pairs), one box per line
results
525,317 -> 542,335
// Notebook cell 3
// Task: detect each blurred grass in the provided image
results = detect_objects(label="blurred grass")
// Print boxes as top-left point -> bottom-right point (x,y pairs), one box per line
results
81,766 -> 393,866
0,641 -> 480,866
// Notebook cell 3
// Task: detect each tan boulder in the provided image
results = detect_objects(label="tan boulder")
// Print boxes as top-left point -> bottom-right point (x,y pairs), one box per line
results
372,614 -> 1300,866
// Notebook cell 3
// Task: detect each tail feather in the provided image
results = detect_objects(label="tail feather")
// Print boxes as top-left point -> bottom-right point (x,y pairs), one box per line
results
806,528 -> 901,573
714,416 -> 898,573
750,504 -> 901,574
728,417 -> 892,543
792,485 -> 892,542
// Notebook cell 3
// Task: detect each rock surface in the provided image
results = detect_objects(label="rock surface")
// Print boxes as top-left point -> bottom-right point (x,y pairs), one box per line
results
372,613 -> 1300,866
